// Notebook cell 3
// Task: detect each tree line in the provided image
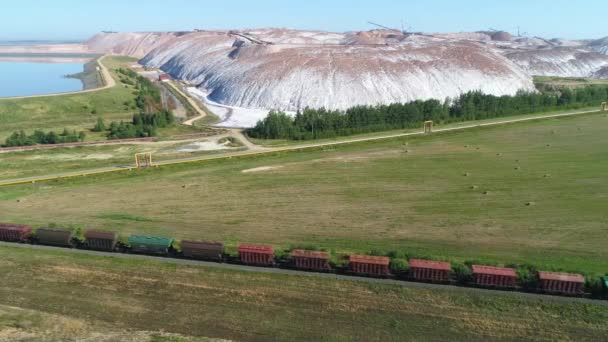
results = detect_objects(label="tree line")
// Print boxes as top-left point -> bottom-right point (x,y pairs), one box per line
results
3,129 -> 86,147
96,69 -> 174,140
93,110 -> 175,140
246,86 -> 608,140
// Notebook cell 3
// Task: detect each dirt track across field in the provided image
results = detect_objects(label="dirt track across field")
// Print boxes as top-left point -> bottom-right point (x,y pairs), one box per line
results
0,107 -> 601,187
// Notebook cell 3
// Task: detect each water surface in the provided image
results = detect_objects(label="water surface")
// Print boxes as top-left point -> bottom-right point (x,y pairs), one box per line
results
0,61 -> 84,98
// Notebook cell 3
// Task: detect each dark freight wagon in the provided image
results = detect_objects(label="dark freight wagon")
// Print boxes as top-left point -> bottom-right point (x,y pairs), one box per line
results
181,241 -> 224,261
128,235 -> 174,255
349,255 -> 391,277
538,271 -> 585,295
35,228 -> 74,247
409,259 -> 451,282
291,249 -> 331,271
472,265 -> 517,289
0,223 -> 32,242
238,244 -> 275,266
84,230 -> 118,251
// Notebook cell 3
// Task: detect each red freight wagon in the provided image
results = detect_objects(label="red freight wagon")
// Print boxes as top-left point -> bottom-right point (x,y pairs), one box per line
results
538,271 -> 585,295
472,265 -> 517,288
0,223 -> 32,242
409,259 -> 451,282
349,255 -> 391,277
291,250 -> 331,271
238,244 -> 275,266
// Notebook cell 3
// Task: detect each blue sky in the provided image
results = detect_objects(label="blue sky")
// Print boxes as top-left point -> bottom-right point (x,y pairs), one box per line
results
0,0 -> 606,41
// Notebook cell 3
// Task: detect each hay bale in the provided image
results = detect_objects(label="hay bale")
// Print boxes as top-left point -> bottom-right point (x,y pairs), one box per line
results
464,172 -> 471,177
514,166 -> 521,170
544,174 -> 551,178
471,185 -> 479,190
483,191 -> 490,195
526,202 -> 536,206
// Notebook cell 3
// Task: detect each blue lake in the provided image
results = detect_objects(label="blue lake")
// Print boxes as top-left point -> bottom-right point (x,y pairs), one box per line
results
0,61 -> 84,98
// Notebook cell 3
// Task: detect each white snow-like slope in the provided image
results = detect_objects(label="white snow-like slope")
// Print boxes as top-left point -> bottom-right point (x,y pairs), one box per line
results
132,30 -> 536,113
85,29 -> 608,127
589,37 -> 608,55
504,47 -> 608,78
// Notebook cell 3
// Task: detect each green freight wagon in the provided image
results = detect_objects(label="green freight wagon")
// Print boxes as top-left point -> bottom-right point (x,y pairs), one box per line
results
128,235 -> 174,255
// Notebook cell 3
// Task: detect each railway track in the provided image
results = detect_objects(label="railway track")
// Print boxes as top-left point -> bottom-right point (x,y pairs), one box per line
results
1,241 -> 605,307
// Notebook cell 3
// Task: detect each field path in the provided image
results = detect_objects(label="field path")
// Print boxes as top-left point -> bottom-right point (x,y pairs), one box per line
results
1,241 -> 605,307
0,107 -> 602,187
167,81 -> 209,126
0,55 -> 115,100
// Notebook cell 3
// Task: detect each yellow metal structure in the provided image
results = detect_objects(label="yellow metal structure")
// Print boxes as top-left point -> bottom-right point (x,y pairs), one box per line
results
424,121 -> 434,134
135,153 -> 153,168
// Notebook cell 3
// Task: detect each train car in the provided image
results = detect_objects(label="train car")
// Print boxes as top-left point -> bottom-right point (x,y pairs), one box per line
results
238,244 -> 275,266
0,223 -> 32,242
472,265 -> 517,289
538,271 -> 585,296
409,259 -> 451,282
128,235 -> 174,255
291,249 -> 331,272
83,230 -> 118,251
349,255 -> 391,277
181,241 -> 224,261
35,228 -> 74,248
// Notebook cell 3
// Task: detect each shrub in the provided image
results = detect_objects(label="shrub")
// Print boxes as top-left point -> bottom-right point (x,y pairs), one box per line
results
452,263 -> 473,284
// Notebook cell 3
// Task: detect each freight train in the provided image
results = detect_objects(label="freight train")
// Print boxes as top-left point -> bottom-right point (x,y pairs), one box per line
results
1,223 -> 606,299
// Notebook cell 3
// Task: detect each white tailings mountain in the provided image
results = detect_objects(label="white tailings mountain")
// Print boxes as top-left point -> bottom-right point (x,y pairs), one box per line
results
85,29 -> 608,127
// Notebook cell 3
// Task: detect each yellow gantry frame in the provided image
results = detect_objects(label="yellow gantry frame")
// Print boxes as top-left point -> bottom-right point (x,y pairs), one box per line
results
424,121 -> 434,134
135,152 -> 153,168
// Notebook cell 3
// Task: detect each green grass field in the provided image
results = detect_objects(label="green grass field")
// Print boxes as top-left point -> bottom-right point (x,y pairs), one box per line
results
0,138 -> 244,180
534,76 -> 608,88
0,245 -> 606,341
1,113 -> 607,276
0,56 -> 137,141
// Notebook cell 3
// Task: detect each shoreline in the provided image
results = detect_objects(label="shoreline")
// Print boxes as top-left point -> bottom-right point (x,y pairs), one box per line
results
0,55 -> 114,100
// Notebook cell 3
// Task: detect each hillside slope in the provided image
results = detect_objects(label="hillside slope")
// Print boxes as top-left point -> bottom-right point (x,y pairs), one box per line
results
85,30 -> 608,126
88,30 -> 535,112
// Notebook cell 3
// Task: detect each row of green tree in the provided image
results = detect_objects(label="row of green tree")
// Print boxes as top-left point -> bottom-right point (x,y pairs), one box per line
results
93,110 -> 176,140
247,86 -> 608,140
117,68 -> 162,113
3,129 -> 86,147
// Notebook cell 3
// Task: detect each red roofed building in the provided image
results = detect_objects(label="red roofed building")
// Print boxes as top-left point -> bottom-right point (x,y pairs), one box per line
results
409,259 -> 451,282
158,74 -> 171,82
238,244 -> 275,266
472,265 -> 517,288
538,271 -> 585,295
291,250 -> 331,271
349,255 -> 391,277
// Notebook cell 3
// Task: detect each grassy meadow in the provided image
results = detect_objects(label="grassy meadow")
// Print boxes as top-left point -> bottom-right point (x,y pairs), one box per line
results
0,245 -> 606,341
1,113 -> 607,276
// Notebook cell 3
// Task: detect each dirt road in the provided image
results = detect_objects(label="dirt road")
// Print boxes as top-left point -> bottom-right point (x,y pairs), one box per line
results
166,81 -> 209,126
0,107 -> 601,187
